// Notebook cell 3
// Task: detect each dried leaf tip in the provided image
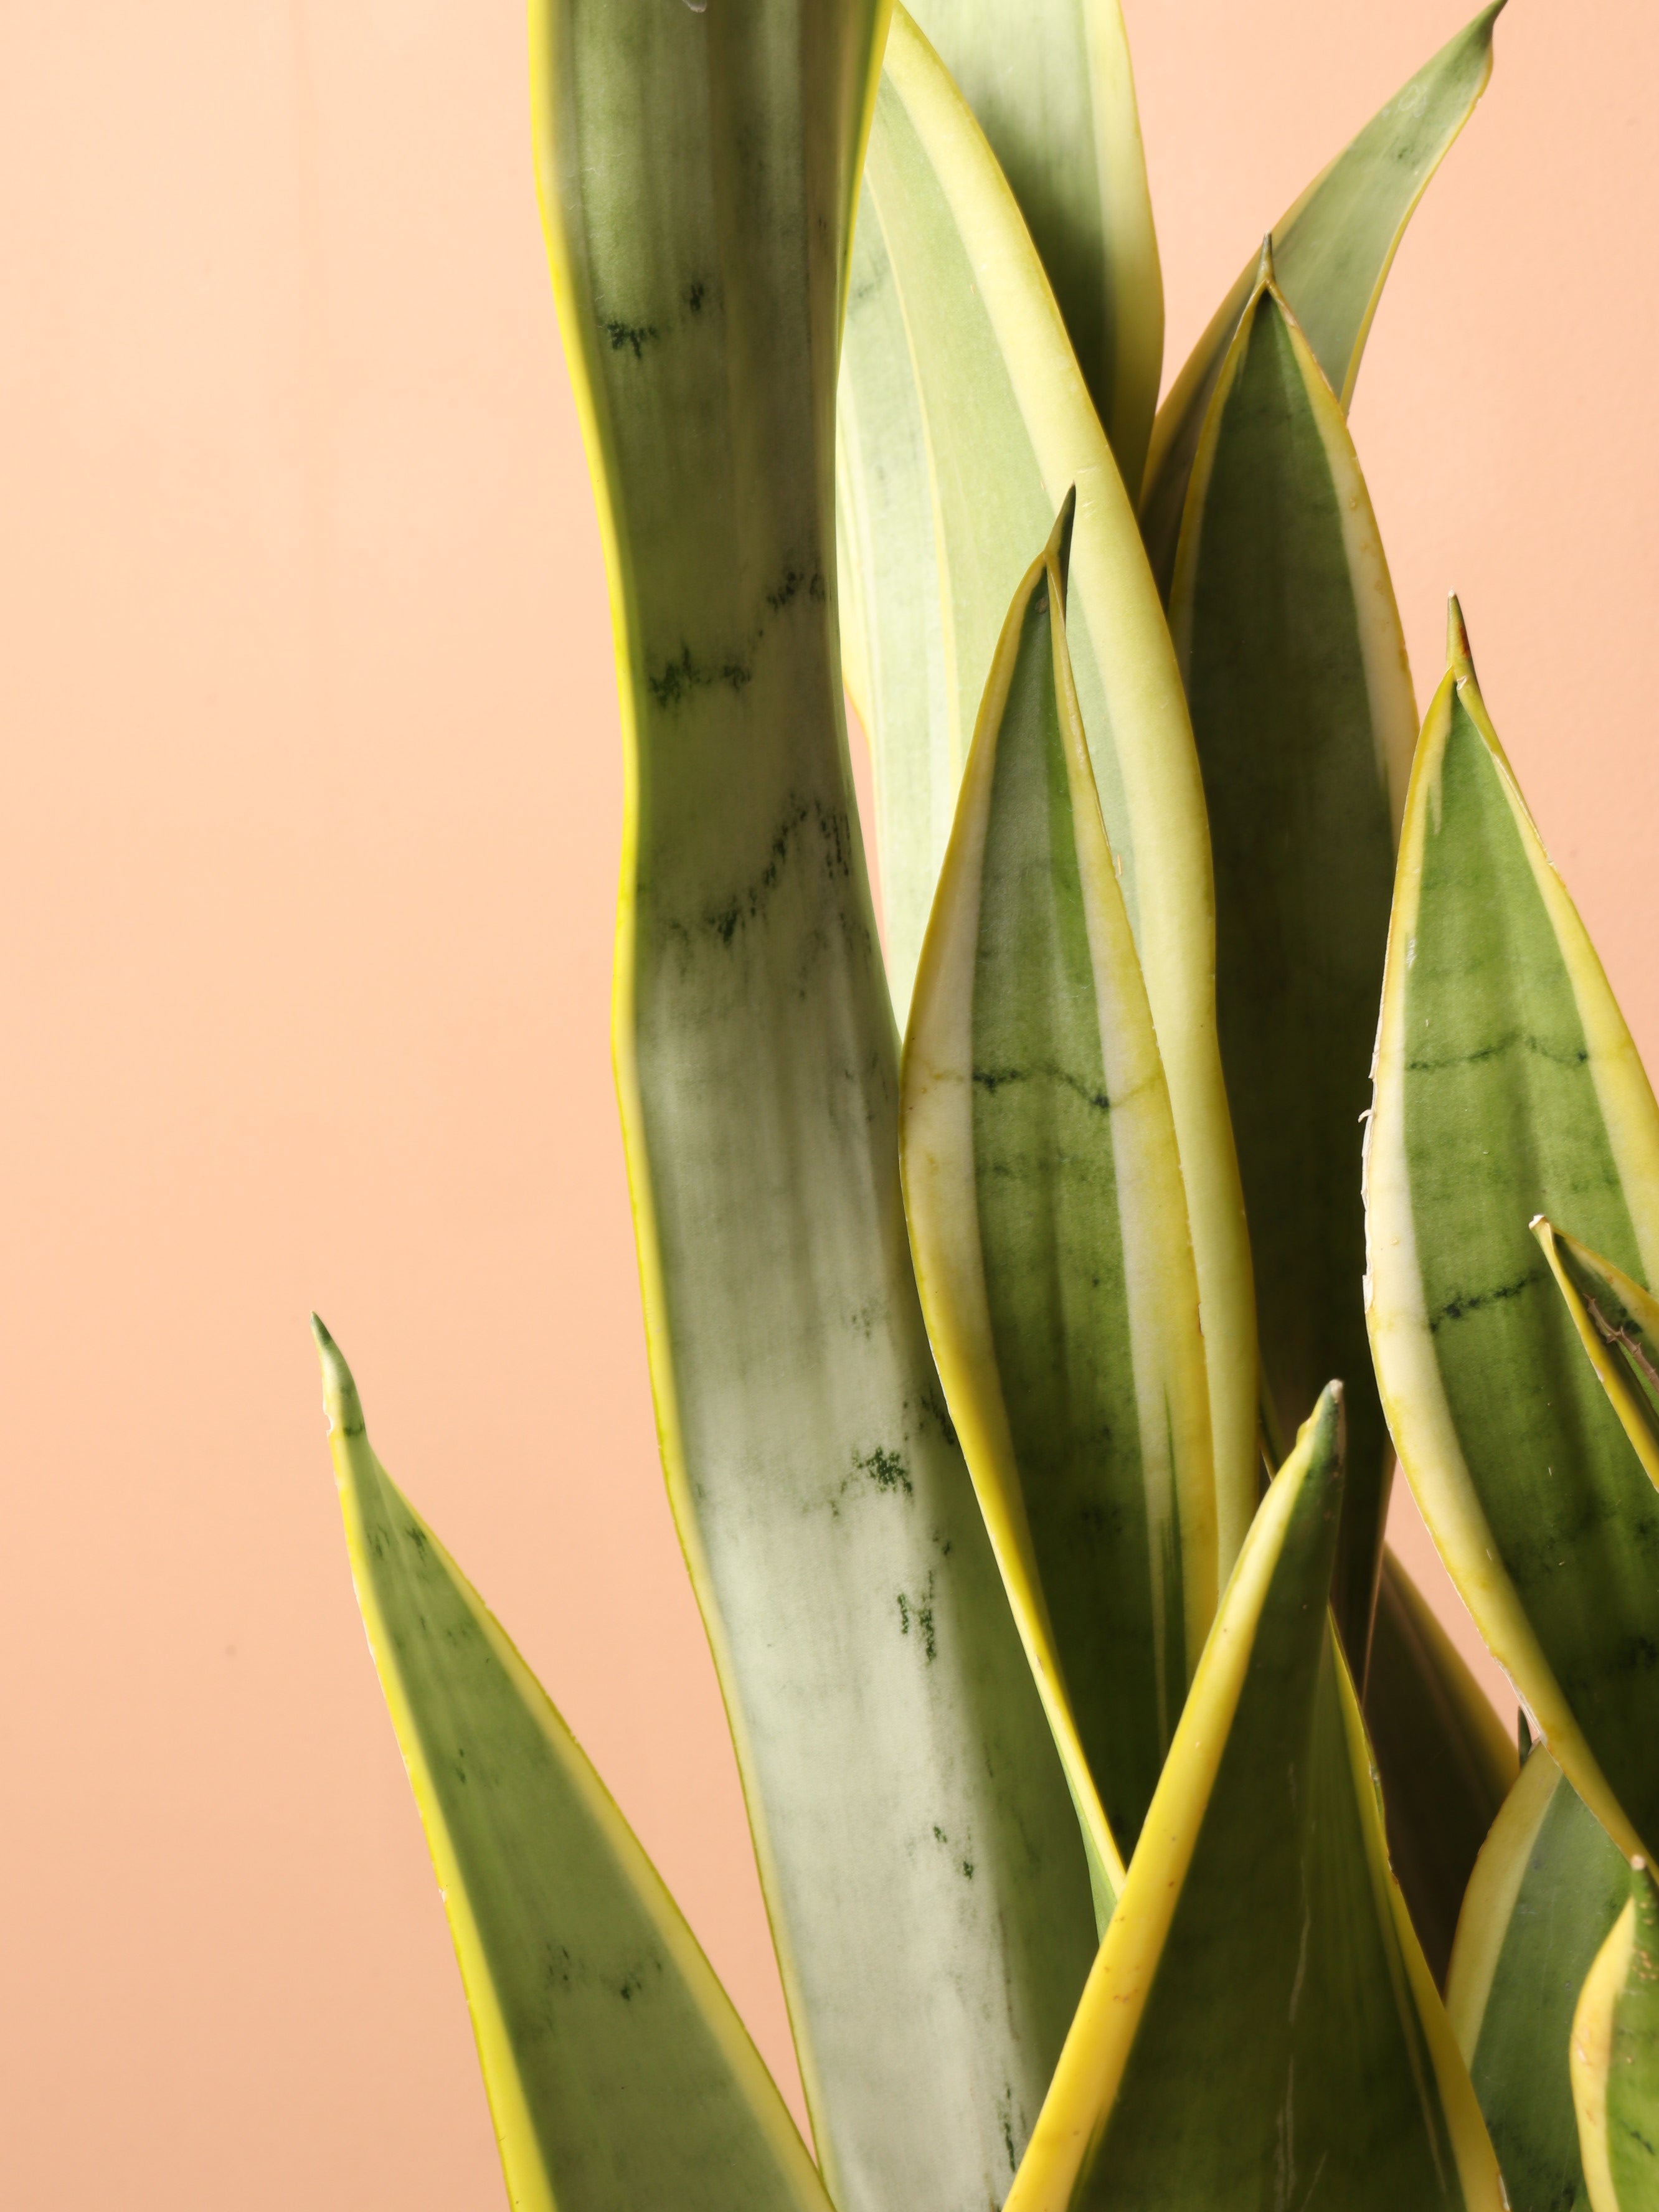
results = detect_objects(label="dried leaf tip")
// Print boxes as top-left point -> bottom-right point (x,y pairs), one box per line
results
1046,486 -> 1077,613
1446,592 -> 1477,684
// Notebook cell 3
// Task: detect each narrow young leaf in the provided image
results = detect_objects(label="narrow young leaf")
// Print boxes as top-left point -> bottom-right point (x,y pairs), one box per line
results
531,6 -> 1098,2205
904,0 -> 1163,499
1141,2 -> 1505,598
902,500 -> 1215,1884
1366,607 -> 1659,1865
1365,1546 -> 1518,1989
1170,253 -> 1416,1671
1571,1860 -> 1659,2212
834,5 -> 1258,1564
313,1323 -> 832,2212
1534,1219 -> 1659,1491
1446,1746 -> 1628,2212
1004,1389 -> 1503,2212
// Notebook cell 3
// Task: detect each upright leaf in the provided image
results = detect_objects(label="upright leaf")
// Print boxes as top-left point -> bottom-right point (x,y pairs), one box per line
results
1170,250 -> 1416,1668
1141,3 -> 1505,598
313,1323 -> 833,2212
902,501 -> 1214,1884
1571,1860 -> 1659,2212
834,6 -> 1258,1559
1003,1388 -> 1503,2212
904,0 -> 1163,498
531,7 -> 1097,2206
1366,603 -> 1659,1865
1366,1546 -> 1518,1988
1446,1746 -> 1628,2212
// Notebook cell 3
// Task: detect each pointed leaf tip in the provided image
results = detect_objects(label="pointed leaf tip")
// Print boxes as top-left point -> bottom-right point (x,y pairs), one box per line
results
1255,232 -> 1276,288
1309,1377 -> 1346,1458
310,1313 -> 362,1435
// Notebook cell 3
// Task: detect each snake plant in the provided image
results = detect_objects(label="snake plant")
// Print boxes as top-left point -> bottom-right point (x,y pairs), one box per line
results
315,4 -> 1659,2207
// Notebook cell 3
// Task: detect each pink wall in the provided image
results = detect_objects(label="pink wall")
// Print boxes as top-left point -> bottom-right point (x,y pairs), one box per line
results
0,2 -> 1648,2201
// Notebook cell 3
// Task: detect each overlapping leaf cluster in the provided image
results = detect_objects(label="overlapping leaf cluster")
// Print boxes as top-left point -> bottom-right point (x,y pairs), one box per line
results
316,6 -> 1659,2209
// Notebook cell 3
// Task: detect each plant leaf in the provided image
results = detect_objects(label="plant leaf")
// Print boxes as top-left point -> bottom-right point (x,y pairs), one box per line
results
531,6 -> 1102,2206
1003,1387 -> 1503,2212
1445,1745 -> 1628,2212
834,4 -> 1259,1566
904,0 -> 1163,499
1365,605 -> 1659,1866
313,1322 -> 833,2212
902,499 -> 1214,1884
1140,2 -> 1505,600
1534,1219 -> 1659,1491
1170,251 -> 1416,1670
1366,1545 -> 1518,1989
1572,1859 -> 1659,2212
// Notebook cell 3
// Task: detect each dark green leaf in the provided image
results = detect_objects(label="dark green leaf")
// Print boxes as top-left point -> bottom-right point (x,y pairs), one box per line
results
1171,261 -> 1415,1668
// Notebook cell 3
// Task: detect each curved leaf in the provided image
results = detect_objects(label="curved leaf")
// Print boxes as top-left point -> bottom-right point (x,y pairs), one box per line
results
1571,1860 -> 1659,2212
834,4 -> 1258,1561
1446,1745 -> 1627,2212
902,499 -> 1213,1884
313,1322 -> 832,2212
904,0 -> 1162,498
1366,1545 -> 1518,1988
1140,2 -> 1505,599
1365,605 -> 1659,1865
1004,1387 -> 1503,2212
531,5 -> 1098,2205
1170,251 -> 1416,1668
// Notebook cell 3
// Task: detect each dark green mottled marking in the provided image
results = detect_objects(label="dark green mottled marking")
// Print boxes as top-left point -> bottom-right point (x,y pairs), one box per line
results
971,579 -> 1168,1853
1079,1396 -> 1464,2210
1469,1769 -> 1625,2212
1180,290 -> 1394,1672
858,1446 -> 913,1496
1403,696 -> 1659,1848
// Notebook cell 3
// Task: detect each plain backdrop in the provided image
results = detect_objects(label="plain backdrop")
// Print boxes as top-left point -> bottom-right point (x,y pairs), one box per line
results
1,2 -> 1651,2202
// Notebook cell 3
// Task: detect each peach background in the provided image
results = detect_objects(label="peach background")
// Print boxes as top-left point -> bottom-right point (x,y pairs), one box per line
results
1,2 -> 1652,2202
